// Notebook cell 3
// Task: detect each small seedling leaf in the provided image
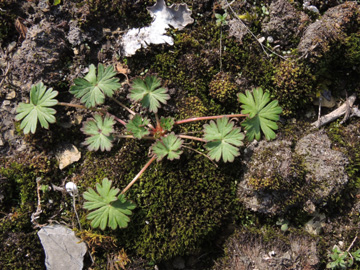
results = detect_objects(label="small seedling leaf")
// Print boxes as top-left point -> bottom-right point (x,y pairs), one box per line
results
83,178 -> 136,230
126,114 -> 150,139
203,117 -> 244,163
70,64 -> 121,108
81,114 -> 115,151
15,82 -> 58,134
151,133 -> 183,161
238,87 -> 282,141
160,116 -> 174,132
129,76 -> 170,113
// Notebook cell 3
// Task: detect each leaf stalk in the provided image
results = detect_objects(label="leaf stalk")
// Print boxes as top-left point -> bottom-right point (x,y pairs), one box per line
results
121,155 -> 157,194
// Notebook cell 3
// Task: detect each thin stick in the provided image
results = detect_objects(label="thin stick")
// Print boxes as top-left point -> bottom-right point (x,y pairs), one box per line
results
121,155 -> 157,194
178,134 -> 207,142
346,234 -> 358,253
110,97 -> 136,116
182,145 -> 218,167
175,113 -> 247,125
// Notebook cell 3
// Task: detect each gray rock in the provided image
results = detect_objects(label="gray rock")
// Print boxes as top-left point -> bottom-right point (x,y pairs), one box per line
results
262,0 -> 309,47
295,131 -> 349,204
37,225 -> 87,270
237,130 -> 348,215
297,2 -> 359,59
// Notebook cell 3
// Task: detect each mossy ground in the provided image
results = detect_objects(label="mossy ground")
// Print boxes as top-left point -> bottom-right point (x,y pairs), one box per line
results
2,0 -> 360,269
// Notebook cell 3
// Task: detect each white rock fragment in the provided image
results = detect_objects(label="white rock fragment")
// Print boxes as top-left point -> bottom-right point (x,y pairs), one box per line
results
303,1 -> 319,13
55,144 -> 81,170
38,225 -> 87,270
121,0 -> 194,56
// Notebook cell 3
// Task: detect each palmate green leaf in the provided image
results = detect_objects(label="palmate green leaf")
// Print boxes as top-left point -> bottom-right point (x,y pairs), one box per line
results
126,114 -> 150,139
83,178 -> 136,230
160,116 -> 174,132
203,117 -> 244,163
151,132 -> 183,161
70,64 -> 121,108
238,87 -> 282,141
15,82 -> 58,134
81,113 -> 115,151
129,75 -> 170,113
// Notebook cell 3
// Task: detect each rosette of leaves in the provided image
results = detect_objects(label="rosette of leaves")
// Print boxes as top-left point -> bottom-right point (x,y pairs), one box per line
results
203,117 -> 244,163
70,64 -> 121,108
151,132 -> 183,161
15,82 -> 58,134
126,114 -> 150,139
238,87 -> 282,141
81,113 -> 115,151
83,178 -> 136,230
129,75 -> 170,113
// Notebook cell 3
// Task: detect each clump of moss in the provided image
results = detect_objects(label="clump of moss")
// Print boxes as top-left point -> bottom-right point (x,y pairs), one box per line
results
125,154 -> 235,261
272,59 -> 316,116
177,96 -> 208,132
76,140 -> 236,263
208,72 -> 238,103
0,155 -> 57,269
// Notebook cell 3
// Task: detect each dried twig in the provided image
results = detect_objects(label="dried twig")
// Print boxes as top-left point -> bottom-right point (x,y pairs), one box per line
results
311,94 -> 357,128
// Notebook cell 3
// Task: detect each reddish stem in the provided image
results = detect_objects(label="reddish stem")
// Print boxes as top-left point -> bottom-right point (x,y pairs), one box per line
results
174,114 -> 248,125
178,134 -> 206,142
121,155 -> 157,194
57,102 -> 88,109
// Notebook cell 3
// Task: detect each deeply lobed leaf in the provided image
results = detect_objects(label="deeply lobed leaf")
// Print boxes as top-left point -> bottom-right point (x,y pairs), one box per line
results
15,82 -> 58,134
83,178 -> 136,230
203,117 -> 244,163
160,116 -> 174,132
81,114 -> 115,151
238,87 -> 282,141
151,132 -> 183,161
70,64 -> 121,108
129,75 -> 170,113
126,114 -> 150,139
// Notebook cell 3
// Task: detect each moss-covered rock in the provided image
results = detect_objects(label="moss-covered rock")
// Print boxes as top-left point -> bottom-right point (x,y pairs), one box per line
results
272,59 -> 316,116
238,130 -> 349,216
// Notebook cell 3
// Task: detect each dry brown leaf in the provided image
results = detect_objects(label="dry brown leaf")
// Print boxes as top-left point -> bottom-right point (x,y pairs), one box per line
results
115,63 -> 130,75
15,18 -> 27,42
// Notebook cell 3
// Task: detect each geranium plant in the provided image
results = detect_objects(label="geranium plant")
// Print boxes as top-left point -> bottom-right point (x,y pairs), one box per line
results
15,63 -> 282,229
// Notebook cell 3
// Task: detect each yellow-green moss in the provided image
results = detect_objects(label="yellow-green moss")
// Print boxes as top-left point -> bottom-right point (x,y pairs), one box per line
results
208,72 -> 238,103
272,59 -> 316,116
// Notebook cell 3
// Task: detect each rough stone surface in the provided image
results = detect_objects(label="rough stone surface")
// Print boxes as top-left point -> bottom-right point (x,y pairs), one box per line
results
213,229 -> 320,270
297,2 -> 360,59
295,131 -> 349,204
237,130 -> 349,215
37,225 -> 87,270
11,19 -> 70,85
237,140 -> 295,215
262,0 -> 309,47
